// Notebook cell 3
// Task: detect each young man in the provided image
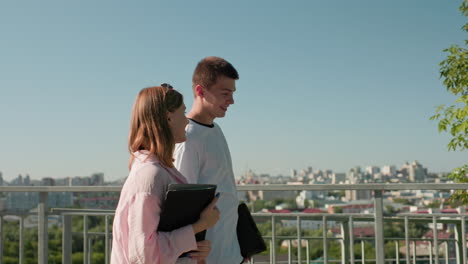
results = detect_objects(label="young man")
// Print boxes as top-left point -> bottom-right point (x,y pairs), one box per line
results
174,56 -> 243,264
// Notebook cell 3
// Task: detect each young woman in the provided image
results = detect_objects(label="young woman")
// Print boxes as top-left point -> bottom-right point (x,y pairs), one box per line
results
111,84 -> 220,264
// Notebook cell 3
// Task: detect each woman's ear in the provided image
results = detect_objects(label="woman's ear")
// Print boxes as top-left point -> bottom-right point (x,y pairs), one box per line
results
166,111 -> 172,122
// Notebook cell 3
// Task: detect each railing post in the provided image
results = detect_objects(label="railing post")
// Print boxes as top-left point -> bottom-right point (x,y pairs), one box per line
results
270,240 -> 273,264
19,215 -> 24,264
62,214 -> 72,264
323,216 -> 328,264
341,218 -> 351,264
88,237 -> 93,264
361,240 -> 365,264
271,216 -> 276,264
412,241 -> 416,264
288,239 -> 292,264
433,216 -> 439,264
455,216 -> 466,264
306,239 -> 310,264
395,240 -> 400,264
105,215 -> 110,264
38,192 -> 48,264
405,216 -> 410,264
444,242 -> 448,264
349,216 -> 355,264
429,241 -> 433,264
297,216 -> 302,264
84,215 -> 88,264
461,216 -> 466,264
0,216 -> 3,264
373,190 -> 384,264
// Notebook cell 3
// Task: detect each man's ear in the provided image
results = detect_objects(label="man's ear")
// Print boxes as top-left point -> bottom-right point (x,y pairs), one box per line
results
195,84 -> 204,97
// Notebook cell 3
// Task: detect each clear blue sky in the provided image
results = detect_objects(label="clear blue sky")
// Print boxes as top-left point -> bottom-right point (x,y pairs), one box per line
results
1,0 -> 466,181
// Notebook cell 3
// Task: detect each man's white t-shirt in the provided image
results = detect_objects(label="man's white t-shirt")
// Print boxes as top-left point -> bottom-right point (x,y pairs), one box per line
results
174,119 -> 243,264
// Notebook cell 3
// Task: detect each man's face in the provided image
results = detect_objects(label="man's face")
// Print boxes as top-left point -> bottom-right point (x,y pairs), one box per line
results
202,75 -> 236,118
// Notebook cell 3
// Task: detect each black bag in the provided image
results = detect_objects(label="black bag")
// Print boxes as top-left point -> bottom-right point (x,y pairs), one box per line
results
236,203 -> 267,258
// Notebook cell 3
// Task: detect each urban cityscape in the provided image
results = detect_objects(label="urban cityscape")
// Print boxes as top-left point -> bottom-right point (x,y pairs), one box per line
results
0,160 -> 452,213
0,160 -> 465,263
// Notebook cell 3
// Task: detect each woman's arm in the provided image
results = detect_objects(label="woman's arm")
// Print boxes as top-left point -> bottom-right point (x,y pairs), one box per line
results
127,192 -> 197,263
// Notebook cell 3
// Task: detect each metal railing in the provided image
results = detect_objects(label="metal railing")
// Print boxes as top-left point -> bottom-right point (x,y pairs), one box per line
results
0,183 -> 467,264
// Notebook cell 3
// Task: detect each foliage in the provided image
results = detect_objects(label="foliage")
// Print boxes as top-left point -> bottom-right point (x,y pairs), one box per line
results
392,198 -> 413,205
2,215 -> 109,264
431,0 -> 468,204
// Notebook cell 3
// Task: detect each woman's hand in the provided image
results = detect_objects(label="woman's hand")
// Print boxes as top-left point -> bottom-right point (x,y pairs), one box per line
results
188,240 -> 211,263
192,194 -> 220,233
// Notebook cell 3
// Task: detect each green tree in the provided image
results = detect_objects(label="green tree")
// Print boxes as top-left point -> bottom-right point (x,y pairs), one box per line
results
430,0 -> 468,204
393,198 -> 413,205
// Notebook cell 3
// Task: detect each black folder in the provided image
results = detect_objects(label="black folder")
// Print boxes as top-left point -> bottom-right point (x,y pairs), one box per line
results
158,184 -> 217,243
236,202 -> 267,258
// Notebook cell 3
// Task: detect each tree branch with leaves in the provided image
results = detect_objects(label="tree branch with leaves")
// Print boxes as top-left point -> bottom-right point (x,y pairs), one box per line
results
430,0 -> 468,204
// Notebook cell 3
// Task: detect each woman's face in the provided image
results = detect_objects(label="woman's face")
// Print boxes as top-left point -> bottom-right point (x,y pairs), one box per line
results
167,103 -> 189,143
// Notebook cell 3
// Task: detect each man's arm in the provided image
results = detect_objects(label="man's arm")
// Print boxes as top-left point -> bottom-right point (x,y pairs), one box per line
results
174,141 -> 201,183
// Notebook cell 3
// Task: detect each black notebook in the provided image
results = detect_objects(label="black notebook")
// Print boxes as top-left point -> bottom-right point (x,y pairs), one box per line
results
237,203 -> 267,258
158,183 -> 217,243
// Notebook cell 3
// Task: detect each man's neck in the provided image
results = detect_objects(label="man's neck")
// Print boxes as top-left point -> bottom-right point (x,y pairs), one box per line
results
187,108 -> 215,126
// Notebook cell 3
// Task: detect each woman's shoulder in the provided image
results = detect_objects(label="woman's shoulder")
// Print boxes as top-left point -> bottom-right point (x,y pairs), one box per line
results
128,155 -> 172,195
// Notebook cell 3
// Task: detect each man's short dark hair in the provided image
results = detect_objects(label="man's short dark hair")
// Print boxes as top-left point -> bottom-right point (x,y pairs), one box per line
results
192,56 -> 239,90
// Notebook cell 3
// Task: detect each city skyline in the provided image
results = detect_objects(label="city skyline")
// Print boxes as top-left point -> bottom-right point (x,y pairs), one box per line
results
1,0 -> 467,181
0,159 -> 447,182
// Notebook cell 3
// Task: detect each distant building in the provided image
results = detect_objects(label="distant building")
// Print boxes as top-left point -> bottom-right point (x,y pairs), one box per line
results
291,169 -> 297,178
331,173 -> 346,184
258,190 -> 296,201
381,165 -> 396,176
365,166 -> 380,175
42,177 -> 55,186
91,173 -> 105,185
5,192 -> 72,211
409,161 -> 427,183
345,167 -> 372,200
345,189 -> 372,201
0,198 -> 6,211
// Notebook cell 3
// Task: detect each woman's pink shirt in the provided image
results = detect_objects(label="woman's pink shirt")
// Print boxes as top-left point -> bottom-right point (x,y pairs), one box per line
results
111,151 -> 197,264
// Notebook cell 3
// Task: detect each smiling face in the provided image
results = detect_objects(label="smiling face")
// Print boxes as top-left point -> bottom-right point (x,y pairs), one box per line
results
167,103 -> 189,143
201,75 -> 236,119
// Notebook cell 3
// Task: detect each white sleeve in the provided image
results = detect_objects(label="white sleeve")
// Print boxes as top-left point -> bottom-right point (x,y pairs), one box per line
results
174,141 -> 201,184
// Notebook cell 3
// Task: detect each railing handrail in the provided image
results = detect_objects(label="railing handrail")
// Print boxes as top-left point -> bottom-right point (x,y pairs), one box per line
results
1,182 -> 468,192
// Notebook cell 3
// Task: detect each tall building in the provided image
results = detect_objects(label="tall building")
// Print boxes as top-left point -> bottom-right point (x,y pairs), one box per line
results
331,173 -> 346,184
409,161 -> 427,183
24,174 -> 31,185
346,167 -> 371,200
42,177 -> 55,186
0,171 -> 3,186
11,174 -> 23,185
365,166 -> 380,175
291,169 -> 297,178
381,165 -> 396,176
91,173 -> 105,185
345,189 -> 372,201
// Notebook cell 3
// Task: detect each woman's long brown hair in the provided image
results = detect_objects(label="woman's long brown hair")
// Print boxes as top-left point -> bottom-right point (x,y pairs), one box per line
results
128,86 -> 183,169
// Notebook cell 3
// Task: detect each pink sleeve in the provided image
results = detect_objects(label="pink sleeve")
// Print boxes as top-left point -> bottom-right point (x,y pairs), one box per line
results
128,192 -> 198,264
